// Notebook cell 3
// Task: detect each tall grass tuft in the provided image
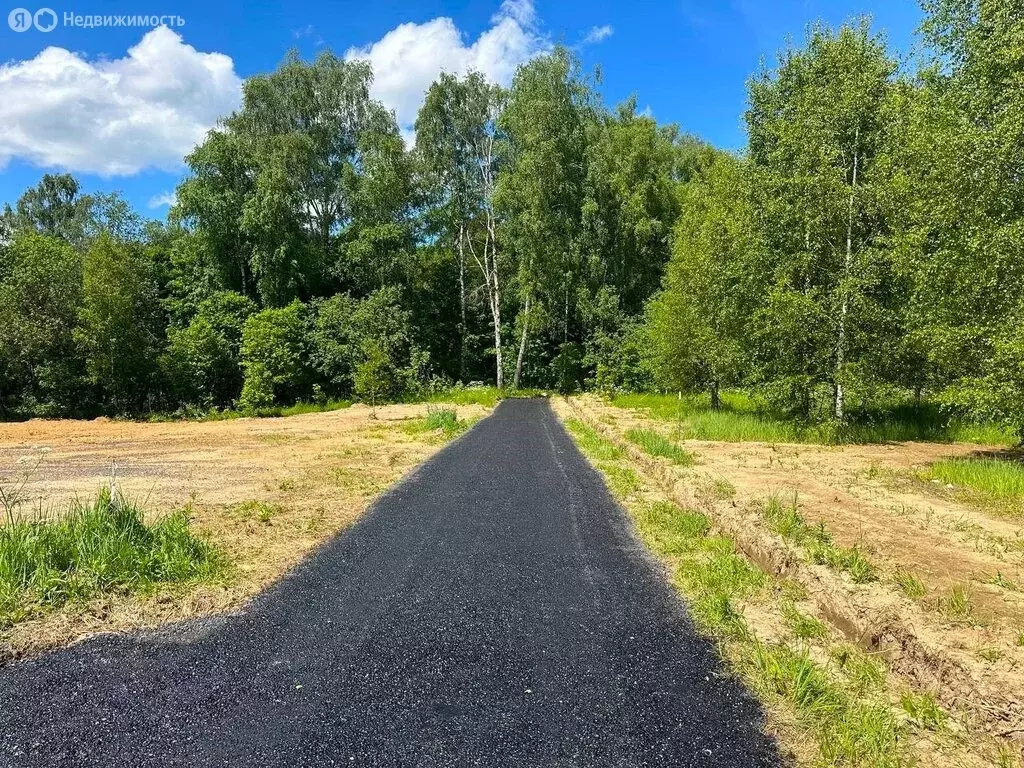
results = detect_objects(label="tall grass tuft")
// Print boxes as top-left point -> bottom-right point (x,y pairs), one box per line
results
925,456 -> 1024,511
0,488 -> 221,626
425,406 -> 460,433
625,428 -> 695,465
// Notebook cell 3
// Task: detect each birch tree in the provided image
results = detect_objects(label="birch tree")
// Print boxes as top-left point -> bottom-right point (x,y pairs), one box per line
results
497,48 -> 592,388
416,73 -> 507,387
746,22 -> 897,420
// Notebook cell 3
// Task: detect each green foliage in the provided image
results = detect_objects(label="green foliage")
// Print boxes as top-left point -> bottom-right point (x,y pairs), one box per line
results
354,342 -> 397,408
646,151 -> 751,401
0,489 -> 221,625
551,342 -> 585,394
0,232 -> 84,416
239,301 -> 310,411
76,233 -> 165,413
310,287 -> 426,401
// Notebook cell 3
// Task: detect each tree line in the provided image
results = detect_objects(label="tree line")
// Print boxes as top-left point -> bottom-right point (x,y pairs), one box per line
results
1,0 -> 1021,439
645,0 -> 1024,438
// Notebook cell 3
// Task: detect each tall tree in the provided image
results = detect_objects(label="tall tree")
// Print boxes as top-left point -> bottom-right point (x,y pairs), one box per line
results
497,47 -> 593,387
904,0 -> 1024,434
176,51 -> 413,306
746,21 -> 898,420
416,72 -> 507,387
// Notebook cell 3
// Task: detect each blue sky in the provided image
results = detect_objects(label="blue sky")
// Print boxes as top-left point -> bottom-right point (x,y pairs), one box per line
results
0,0 -> 924,218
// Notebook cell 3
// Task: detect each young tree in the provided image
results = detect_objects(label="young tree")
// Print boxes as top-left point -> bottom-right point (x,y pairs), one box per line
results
76,233 -> 165,413
497,48 -> 592,387
646,152 -> 755,407
746,21 -> 898,420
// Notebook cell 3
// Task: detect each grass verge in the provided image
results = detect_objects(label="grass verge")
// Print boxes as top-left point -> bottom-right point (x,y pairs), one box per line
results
0,489 -> 222,627
562,416 -> 909,767
625,428 -> 695,465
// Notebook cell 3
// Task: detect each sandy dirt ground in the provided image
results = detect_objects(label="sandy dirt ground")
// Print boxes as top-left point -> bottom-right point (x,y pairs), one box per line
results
0,403 -> 489,659
571,396 -> 1024,635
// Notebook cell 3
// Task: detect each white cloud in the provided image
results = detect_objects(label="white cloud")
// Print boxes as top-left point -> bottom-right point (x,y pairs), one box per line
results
148,191 -> 177,209
345,0 -> 548,137
582,24 -> 614,45
0,26 -> 242,176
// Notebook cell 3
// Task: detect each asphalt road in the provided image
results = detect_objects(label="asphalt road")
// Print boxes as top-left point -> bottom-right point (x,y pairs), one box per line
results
0,398 -> 781,767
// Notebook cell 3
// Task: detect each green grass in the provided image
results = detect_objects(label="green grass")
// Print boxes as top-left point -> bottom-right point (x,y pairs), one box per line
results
0,489 -> 221,626
830,644 -> 886,694
425,385 -> 547,408
893,567 -> 927,599
783,603 -> 829,640
425,406 -> 460,433
562,418 -> 624,461
611,391 -> 1014,446
751,642 -> 905,767
939,584 -> 974,621
599,464 -> 642,501
762,496 -> 877,583
613,392 -> 802,443
900,692 -> 946,731
231,500 -> 282,523
923,456 -> 1024,514
403,406 -> 474,441
624,428 -> 695,465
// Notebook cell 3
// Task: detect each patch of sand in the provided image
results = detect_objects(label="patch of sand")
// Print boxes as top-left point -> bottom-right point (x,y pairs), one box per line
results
0,403 -> 489,660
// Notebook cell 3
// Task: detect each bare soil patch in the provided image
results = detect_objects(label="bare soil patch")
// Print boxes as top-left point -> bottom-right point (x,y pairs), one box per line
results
0,403 -> 489,660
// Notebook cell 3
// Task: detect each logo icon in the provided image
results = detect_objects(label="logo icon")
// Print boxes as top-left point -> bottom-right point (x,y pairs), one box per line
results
8,7 -> 32,31
33,6 -> 56,31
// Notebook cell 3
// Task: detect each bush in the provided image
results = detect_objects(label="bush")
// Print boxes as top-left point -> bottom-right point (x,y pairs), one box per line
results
238,301 -> 310,411
161,317 -> 237,407
310,287 -> 429,402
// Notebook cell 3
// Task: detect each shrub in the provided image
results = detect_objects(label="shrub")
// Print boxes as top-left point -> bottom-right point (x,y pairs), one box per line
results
239,301 -> 310,411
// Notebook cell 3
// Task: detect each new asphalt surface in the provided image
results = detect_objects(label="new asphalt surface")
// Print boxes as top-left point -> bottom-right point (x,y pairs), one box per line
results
0,398 -> 781,767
